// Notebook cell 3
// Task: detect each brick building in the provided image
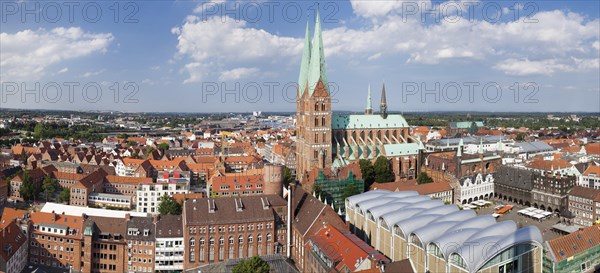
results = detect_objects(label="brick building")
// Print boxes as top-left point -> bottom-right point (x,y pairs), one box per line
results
125,216 -> 156,273
290,186 -> 346,272
69,169 -> 106,207
103,175 -> 152,203
87,216 -> 128,273
0,221 -> 27,273
532,172 -> 577,214
494,165 -> 534,206
27,211 -> 88,272
567,186 -> 600,227
182,195 -> 287,269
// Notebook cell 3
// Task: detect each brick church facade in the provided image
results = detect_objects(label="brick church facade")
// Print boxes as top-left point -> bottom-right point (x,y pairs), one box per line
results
295,12 -> 424,187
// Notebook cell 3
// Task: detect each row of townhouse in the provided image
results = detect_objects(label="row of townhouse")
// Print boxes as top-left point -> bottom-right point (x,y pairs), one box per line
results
1,178 -> 374,273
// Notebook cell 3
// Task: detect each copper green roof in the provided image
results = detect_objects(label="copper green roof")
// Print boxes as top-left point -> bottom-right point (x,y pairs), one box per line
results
297,22 -> 311,98
306,10 -> 328,97
383,143 -> 421,156
331,114 -> 409,130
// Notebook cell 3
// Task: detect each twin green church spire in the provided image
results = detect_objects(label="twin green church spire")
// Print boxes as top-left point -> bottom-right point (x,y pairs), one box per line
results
298,10 -> 328,98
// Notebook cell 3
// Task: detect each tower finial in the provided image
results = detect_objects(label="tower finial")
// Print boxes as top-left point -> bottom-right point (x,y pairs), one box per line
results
380,82 -> 388,119
365,84 -> 373,115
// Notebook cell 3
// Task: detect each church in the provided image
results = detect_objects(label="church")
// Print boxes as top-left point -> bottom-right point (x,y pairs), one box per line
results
295,11 -> 424,187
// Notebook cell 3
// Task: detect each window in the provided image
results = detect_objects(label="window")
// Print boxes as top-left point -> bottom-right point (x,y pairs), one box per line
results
248,235 -> 253,243
219,236 -> 224,245
238,235 -> 244,244
200,238 -> 205,246
190,238 -> 195,246
209,237 -> 215,246
229,236 -> 234,244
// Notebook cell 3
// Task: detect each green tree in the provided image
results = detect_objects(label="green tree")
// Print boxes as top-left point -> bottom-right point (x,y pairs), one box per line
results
255,138 -> 266,143
359,159 -> 375,190
158,143 -> 170,152
144,147 -> 155,157
59,187 -> 70,203
42,176 -> 59,201
283,167 -> 294,187
373,156 -> 394,183
19,171 -> 36,201
416,172 -> 434,185
232,256 -> 270,273
128,141 -> 137,147
33,123 -> 46,139
158,194 -> 182,215
341,184 -> 359,202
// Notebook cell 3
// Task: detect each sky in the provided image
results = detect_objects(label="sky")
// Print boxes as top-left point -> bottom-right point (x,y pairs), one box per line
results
1,0 -> 599,113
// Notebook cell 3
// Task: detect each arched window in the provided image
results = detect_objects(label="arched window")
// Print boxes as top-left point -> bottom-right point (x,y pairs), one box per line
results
190,238 -> 195,246
229,236 -> 234,245
248,235 -> 253,243
315,102 -> 319,111
314,117 -> 318,126
219,236 -> 224,245
238,235 -> 244,244
209,237 -> 215,246
321,103 -> 326,111
267,233 -> 272,242
200,238 -> 205,246
321,116 -> 325,126
257,234 -> 262,242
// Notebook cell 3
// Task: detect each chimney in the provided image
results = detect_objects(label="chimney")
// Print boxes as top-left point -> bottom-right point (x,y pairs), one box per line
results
125,213 -> 131,221
153,215 -> 160,224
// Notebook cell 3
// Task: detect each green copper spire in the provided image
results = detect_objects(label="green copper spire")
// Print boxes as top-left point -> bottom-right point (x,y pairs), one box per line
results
365,84 -> 373,115
298,21 -> 311,98
307,9 -> 328,96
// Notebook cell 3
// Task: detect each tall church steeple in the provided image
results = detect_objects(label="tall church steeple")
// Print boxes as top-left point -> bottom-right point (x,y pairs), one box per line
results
307,9 -> 328,96
365,84 -> 373,115
295,10 -> 332,186
380,82 -> 388,119
298,22 -> 311,98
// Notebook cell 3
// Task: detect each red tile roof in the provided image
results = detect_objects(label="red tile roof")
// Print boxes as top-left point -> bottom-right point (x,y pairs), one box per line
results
546,225 -> 600,262
309,223 -> 388,272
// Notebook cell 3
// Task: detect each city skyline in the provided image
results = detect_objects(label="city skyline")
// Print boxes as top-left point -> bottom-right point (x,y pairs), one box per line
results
1,0 -> 599,113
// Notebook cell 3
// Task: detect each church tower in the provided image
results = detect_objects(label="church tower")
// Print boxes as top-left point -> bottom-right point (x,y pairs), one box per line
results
380,83 -> 388,119
364,84 -> 373,115
296,10 -> 332,185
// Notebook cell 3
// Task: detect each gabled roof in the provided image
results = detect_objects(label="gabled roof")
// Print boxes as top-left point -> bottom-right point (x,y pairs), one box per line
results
546,225 -> 600,263
332,114 -> 408,130
309,223 -> 389,272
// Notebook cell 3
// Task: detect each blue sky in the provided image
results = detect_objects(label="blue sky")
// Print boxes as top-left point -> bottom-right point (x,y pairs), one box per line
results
1,0 -> 599,113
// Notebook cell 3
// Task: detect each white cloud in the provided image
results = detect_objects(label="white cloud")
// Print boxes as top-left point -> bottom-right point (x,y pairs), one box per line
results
493,57 -> 599,76
0,27 -> 113,81
593,41 -> 600,50
322,10 -> 598,65
173,3 -> 598,83
57,68 -> 69,74
83,69 -> 106,78
173,15 -> 302,83
350,0 -> 431,18
493,59 -> 572,76
218,67 -> 259,81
